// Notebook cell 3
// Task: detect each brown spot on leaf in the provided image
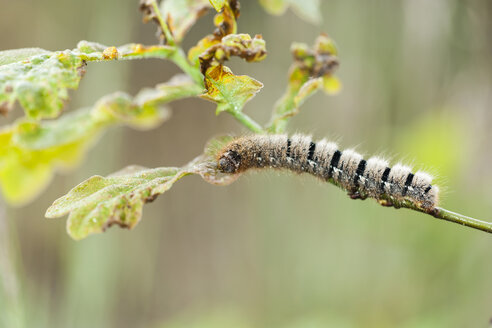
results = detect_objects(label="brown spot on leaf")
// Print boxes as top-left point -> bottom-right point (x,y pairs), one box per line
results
102,218 -> 131,232
199,34 -> 267,76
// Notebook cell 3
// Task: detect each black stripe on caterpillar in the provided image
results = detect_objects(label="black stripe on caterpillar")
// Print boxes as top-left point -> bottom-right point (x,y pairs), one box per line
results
216,134 -> 439,210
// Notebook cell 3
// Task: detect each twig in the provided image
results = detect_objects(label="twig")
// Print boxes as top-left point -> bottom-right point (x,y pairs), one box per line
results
424,207 -> 492,234
229,110 -> 264,133
375,193 -> 492,234
149,0 -> 175,46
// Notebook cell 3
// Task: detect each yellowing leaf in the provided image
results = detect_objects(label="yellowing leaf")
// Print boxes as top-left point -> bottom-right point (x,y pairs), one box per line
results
259,0 -> 321,24
0,75 -> 202,206
160,0 -> 211,43
322,75 -> 342,95
201,65 -> 263,114
188,36 -> 222,66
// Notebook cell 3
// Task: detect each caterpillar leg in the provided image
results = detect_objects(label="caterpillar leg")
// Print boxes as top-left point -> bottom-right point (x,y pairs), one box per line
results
348,190 -> 368,200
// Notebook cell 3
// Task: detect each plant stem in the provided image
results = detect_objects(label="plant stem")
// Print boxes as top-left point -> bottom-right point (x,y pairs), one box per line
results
170,49 -> 204,86
150,0 -> 175,46
381,196 -> 492,234
229,110 -> 264,133
424,207 -> 492,233
323,179 -> 492,234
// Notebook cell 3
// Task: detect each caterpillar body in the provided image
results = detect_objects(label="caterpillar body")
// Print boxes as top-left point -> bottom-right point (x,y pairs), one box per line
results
216,134 -> 439,210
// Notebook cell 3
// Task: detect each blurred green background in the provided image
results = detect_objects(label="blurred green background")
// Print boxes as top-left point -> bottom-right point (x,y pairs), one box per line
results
1,0 -> 492,327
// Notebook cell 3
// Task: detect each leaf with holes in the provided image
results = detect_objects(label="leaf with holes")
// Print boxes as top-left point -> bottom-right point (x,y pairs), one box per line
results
201,65 -> 263,115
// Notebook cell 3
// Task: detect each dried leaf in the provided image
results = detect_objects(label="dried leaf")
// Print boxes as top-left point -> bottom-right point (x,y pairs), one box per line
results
188,0 -> 240,65
198,33 -> 267,74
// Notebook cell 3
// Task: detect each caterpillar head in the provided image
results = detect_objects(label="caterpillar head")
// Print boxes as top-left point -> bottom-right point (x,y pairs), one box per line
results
218,150 -> 242,173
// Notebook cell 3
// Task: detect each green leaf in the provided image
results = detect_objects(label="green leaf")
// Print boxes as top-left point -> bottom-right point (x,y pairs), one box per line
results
0,48 -> 51,66
45,152 -> 235,240
201,65 -> 263,114
268,34 -> 339,133
45,136 -> 238,240
0,42 -> 175,119
47,166 -> 185,240
160,0 -> 211,43
259,0 -> 322,24
209,0 -> 226,11
0,75 -> 201,206
0,51 -> 86,119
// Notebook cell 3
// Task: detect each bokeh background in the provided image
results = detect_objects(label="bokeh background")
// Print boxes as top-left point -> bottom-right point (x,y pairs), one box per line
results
1,0 -> 492,327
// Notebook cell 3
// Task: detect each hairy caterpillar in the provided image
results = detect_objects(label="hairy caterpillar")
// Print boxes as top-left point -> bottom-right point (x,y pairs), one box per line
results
216,134 -> 439,210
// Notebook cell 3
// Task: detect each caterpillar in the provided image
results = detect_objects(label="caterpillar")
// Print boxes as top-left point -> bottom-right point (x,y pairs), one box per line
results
216,134 -> 439,210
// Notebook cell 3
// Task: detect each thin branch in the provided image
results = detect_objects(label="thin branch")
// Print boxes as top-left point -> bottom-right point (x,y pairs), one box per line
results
229,110 -> 264,133
421,206 -> 492,234
149,0 -> 175,46
170,49 -> 204,86
374,194 -> 492,234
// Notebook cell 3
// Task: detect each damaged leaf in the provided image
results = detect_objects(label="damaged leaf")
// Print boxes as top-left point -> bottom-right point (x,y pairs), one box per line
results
268,33 -> 340,133
45,150 -> 236,240
0,50 -> 86,119
198,33 -> 267,74
201,64 -> 263,115
188,0 -> 240,65
0,76 -> 201,206
0,42 -> 175,119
